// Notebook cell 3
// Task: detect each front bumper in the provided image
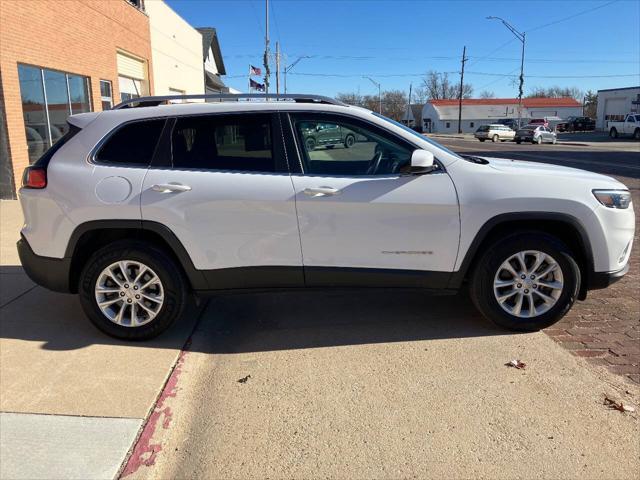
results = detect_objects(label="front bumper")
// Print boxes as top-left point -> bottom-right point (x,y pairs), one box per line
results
587,263 -> 630,290
17,236 -> 72,293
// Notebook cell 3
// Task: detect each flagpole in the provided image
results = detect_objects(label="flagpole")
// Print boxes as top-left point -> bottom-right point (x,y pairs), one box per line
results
264,0 -> 270,98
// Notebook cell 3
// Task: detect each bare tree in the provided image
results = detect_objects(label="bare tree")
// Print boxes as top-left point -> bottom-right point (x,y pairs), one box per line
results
527,86 -> 583,100
479,90 -> 496,99
336,92 -> 364,106
337,91 -> 408,120
381,90 -> 408,121
421,71 -> 473,100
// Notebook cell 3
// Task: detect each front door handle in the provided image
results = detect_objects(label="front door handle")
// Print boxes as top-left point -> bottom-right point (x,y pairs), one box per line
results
151,183 -> 192,193
304,186 -> 341,197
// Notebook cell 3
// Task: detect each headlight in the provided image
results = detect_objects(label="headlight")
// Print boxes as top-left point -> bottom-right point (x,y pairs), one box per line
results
592,189 -> 632,209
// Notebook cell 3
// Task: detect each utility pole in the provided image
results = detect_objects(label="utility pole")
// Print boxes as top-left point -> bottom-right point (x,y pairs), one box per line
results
275,41 -> 280,96
457,45 -> 467,134
364,76 -> 381,113
263,0 -> 270,96
487,16 -> 525,127
283,56 -> 310,94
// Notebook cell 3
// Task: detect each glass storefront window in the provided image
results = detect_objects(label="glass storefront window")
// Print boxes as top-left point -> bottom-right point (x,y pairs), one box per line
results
44,70 -> 70,143
68,74 -> 92,115
17,64 -> 92,163
17,65 -> 50,162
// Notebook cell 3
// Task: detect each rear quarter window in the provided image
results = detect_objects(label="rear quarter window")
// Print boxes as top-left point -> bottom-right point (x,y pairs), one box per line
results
95,119 -> 166,166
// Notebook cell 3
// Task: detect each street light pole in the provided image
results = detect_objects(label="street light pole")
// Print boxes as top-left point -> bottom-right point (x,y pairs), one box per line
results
364,76 -> 381,113
487,16 -> 525,127
284,56 -> 310,94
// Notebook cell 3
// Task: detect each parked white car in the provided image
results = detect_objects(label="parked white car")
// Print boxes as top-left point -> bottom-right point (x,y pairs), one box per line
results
18,94 -> 634,340
474,124 -> 516,142
608,114 -> 640,140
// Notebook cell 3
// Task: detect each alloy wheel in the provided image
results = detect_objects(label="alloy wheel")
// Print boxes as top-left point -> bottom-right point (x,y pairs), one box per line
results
493,250 -> 564,318
94,260 -> 164,327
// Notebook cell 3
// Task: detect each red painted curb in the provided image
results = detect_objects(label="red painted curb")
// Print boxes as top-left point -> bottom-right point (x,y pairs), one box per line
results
119,342 -> 191,478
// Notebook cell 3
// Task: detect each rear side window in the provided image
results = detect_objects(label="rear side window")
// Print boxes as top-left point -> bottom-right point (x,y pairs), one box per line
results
171,114 -> 274,172
96,119 -> 165,166
33,123 -> 81,168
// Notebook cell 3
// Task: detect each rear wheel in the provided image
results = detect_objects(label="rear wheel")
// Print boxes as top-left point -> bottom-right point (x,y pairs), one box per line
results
344,134 -> 355,148
610,128 -> 618,138
470,232 -> 580,331
479,138 -> 486,142
79,241 -> 188,340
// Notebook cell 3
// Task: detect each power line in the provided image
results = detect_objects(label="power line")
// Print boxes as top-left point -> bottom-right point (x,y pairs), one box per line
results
285,71 -> 638,79
527,0 -> 620,33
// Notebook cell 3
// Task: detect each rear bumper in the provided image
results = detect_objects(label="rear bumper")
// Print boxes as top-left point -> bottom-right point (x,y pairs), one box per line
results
587,264 -> 629,290
17,236 -> 72,293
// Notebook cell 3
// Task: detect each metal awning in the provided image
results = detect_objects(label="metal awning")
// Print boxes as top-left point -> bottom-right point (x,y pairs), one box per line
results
205,71 -> 227,91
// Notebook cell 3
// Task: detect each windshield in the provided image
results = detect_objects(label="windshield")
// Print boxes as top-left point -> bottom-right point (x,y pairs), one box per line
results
372,112 -> 462,160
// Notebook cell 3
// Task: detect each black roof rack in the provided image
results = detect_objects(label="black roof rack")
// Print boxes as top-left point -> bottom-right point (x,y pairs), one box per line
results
112,93 -> 347,110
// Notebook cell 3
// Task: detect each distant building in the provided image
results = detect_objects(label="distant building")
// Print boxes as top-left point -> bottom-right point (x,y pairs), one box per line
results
401,104 -> 425,131
196,28 -> 228,94
146,0 -> 205,97
596,86 -> 640,131
0,0 -> 154,199
420,98 -> 582,133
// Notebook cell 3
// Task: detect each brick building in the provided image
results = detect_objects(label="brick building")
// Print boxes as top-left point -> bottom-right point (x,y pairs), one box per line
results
0,0 -> 155,198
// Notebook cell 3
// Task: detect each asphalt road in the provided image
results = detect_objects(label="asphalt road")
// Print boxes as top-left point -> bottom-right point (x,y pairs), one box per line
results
129,138 -> 640,480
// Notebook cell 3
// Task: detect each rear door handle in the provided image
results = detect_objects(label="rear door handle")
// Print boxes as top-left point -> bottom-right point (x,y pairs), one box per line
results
304,186 -> 341,197
151,183 -> 192,193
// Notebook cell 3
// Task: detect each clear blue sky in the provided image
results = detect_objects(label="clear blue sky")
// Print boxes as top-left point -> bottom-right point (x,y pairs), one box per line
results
167,0 -> 640,99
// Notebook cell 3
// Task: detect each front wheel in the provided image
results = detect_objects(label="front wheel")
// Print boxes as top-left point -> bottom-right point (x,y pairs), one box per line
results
536,136 -> 543,145
516,139 -> 522,144
305,137 -> 316,151
634,128 -> 640,140
470,232 -> 580,331
552,136 -> 557,145
479,138 -> 486,142
79,241 -> 188,340
492,134 -> 499,143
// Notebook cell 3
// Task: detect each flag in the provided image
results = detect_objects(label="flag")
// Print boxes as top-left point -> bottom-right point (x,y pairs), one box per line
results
249,65 -> 262,76
250,79 -> 265,92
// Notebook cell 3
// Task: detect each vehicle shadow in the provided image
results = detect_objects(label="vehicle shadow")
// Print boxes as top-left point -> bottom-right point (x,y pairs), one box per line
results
195,289 -> 512,354
0,276 -> 511,352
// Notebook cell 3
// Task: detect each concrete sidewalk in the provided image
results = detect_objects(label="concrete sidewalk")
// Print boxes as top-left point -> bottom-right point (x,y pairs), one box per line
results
0,200 -> 196,479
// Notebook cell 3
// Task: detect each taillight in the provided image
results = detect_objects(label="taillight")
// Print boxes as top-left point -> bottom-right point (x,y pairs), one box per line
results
22,167 -> 47,189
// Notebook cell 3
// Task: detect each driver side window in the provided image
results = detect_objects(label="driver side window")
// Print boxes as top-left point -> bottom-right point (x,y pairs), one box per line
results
290,114 -> 412,176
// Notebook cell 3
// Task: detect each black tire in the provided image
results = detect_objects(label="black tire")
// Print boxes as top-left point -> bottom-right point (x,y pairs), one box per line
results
536,136 -> 543,145
344,134 -> 355,148
634,128 -> 640,140
79,241 -> 188,340
610,128 -> 618,138
516,139 -> 521,144
492,134 -> 499,143
305,137 -> 316,151
469,232 -> 581,331
479,138 -> 486,142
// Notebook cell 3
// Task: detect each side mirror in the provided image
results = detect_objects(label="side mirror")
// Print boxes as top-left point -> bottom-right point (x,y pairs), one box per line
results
410,150 -> 435,174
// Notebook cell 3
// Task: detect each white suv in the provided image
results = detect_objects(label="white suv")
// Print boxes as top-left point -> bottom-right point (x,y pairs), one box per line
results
18,94 -> 634,340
